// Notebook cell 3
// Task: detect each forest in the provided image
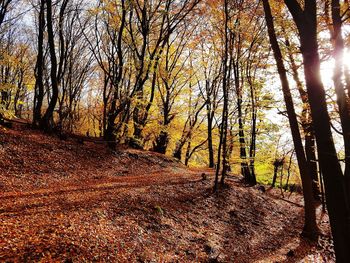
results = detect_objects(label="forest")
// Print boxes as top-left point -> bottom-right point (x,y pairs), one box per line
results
1,0 -> 350,262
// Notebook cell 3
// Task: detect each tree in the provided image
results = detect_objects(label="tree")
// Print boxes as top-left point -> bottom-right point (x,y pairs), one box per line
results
0,1 -> 31,122
283,36 -> 320,199
328,0 -> 350,199
33,0 -> 45,127
172,81 -> 206,161
82,0 -> 128,148
283,0 -> 350,260
214,0 -> 229,191
196,0 -> 223,168
0,0 -> 12,27
55,0 -> 93,133
197,45 -> 221,168
262,0 -> 319,239
39,0 -> 61,131
0,0 -> 14,122
153,27 -> 192,154
129,0 -> 202,148
234,1 -> 263,185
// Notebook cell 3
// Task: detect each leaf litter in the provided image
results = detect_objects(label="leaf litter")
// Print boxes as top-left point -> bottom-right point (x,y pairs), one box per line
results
0,126 -> 334,262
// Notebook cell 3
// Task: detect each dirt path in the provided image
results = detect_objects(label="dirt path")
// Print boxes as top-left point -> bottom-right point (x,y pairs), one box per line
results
0,172 -> 195,218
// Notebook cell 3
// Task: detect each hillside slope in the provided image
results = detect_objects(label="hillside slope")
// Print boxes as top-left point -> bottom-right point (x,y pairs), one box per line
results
0,126 -> 334,262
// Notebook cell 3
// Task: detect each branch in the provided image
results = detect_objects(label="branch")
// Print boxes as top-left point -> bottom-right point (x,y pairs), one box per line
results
284,0 -> 305,28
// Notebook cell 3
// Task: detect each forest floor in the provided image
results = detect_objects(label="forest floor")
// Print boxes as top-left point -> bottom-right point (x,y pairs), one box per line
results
0,125 -> 335,262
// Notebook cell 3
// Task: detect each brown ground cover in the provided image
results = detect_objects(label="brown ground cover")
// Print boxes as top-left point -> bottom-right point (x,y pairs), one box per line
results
0,126 -> 334,262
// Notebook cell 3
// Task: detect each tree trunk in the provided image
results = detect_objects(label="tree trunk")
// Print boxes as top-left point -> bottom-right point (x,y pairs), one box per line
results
233,51 -> 252,184
184,140 -> 191,166
132,105 -> 144,144
40,0 -> 59,131
173,131 -> 190,161
248,81 -> 257,185
272,162 -> 279,188
263,0 -> 319,239
102,1 -> 127,148
220,29 -> 230,186
237,80 -> 252,183
104,112 -> 117,150
207,108 -> 215,168
286,39 -> 320,199
214,0 -> 229,191
284,0 -> 350,259
33,0 -> 45,127
305,132 -> 320,200
331,0 -> 350,200
153,131 -> 169,154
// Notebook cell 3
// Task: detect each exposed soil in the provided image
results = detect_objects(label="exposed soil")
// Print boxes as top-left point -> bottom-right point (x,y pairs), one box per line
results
0,125 -> 335,262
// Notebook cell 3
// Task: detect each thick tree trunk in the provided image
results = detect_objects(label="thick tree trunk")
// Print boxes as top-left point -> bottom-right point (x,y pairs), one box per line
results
286,40 -> 320,199
173,130 -> 193,161
153,131 -> 169,154
331,0 -> 350,200
284,0 -> 350,260
132,106 -> 144,144
263,0 -> 319,239
40,0 -> 59,131
302,40 -> 350,261
33,0 -> 45,127
173,140 -> 185,160
132,54 -> 160,148
102,1 -> 126,148
104,112 -> 117,150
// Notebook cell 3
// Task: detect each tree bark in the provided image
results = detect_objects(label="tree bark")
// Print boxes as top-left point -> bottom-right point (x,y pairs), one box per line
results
286,40 -> 320,199
33,0 -> 45,127
103,0 -> 127,149
331,0 -> 350,200
214,0 -> 229,191
40,0 -> 59,131
207,110 -> 215,168
153,131 -> 169,154
234,63 -> 252,184
263,0 -> 319,239
284,0 -> 350,260
248,80 -> 257,185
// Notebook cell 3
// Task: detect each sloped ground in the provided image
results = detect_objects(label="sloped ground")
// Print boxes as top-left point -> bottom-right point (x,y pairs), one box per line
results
0,126 -> 334,262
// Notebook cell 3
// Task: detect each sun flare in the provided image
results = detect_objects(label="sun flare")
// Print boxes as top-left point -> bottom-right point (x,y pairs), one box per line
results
320,48 -> 350,87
